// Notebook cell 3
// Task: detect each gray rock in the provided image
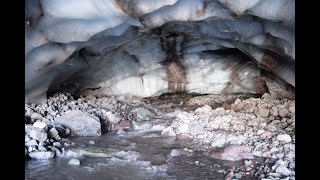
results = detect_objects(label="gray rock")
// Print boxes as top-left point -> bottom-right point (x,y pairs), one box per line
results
235,102 -> 246,111
25,139 -> 38,146
117,129 -> 126,134
279,109 -> 289,118
25,148 -> 28,157
189,124 -> 204,135
68,159 -> 80,165
161,127 -> 176,137
53,142 -> 62,148
170,149 -> 181,157
33,121 -> 48,131
177,124 -> 189,133
277,134 -> 291,143
136,107 -> 155,119
255,108 -> 269,117
38,145 -> 47,151
234,173 -> 242,179
106,113 -> 122,125
275,166 -> 291,176
29,151 -> 55,159
51,146 -> 62,156
267,173 -> 281,177
261,93 -> 273,99
30,113 -> 43,120
48,128 -> 60,140
210,145 -> 254,161
289,106 -> 295,113
29,128 -> 47,142
55,110 -> 101,136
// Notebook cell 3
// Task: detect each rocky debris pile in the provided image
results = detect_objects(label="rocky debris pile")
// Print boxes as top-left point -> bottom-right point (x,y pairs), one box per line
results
24,93 -> 157,159
25,121 -> 69,159
25,92 -> 137,133
160,93 -> 295,180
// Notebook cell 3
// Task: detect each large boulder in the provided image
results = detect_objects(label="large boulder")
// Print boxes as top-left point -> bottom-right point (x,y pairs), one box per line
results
54,110 -> 101,136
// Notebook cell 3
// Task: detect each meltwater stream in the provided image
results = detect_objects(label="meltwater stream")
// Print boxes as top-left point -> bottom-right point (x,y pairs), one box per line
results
25,130 -> 258,180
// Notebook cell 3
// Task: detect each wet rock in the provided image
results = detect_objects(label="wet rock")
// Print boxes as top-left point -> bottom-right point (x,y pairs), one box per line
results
170,149 -> 181,157
106,113 -> 122,125
117,129 -> 126,134
89,140 -> 95,144
55,110 -> 101,136
255,108 -> 269,117
132,121 -> 152,130
277,134 -> 291,143
151,154 -> 167,165
161,127 -> 176,136
210,145 -> 254,161
136,107 -> 155,119
176,133 -> 190,140
113,120 -> 132,130
48,128 -> 60,140
83,147 -> 120,158
224,171 -> 234,180
33,122 -> 48,131
116,151 -> 140,160
53,142 -> 62,148
25,148 -> 28,157
68,159 -> 80,166
38,145 -> 47,151
29,128 -> 47,142
29,151 -> 55,159
234,173 -> 242,179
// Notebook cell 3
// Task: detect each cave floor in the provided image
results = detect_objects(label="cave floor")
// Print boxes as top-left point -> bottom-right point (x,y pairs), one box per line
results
25,92 -> 295,180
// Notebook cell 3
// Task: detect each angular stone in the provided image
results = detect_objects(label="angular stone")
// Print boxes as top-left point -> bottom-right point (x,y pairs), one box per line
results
29,151 -> 55,159
32,121 -> 48,131
210,145 -> 254,161
135,107 -> 155,119
68,159 -> 81,165
106,113 -> 122,125
113,120 -> 132,130
29,128 -> 47,142
277,134 -> 291,143
255,108 -> 269,117
279,109 -> 289,118
54,110 -> 101,136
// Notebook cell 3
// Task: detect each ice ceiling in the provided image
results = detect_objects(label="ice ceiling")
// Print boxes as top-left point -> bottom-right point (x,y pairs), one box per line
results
25,0 -> 295,104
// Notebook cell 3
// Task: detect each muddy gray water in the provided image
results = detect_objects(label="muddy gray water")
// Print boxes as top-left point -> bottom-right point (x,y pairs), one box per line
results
25,130 -> 258,180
